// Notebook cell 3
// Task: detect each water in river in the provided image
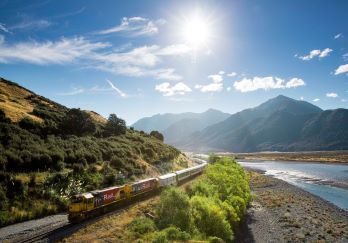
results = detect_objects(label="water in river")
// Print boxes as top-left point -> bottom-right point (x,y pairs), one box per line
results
238,160 -> 348,211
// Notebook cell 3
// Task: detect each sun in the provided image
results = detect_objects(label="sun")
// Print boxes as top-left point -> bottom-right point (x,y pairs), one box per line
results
181,13 -> 211,49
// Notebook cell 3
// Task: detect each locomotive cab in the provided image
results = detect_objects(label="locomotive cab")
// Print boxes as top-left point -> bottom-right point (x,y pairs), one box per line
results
69,193 -> 94,214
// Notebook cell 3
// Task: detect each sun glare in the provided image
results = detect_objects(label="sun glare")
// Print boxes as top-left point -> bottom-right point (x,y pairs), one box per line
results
181,13 -> 211,49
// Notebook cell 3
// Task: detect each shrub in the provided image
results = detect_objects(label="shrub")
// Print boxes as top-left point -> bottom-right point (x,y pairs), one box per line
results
0,187 -> 8,210
190,195 -> 233,241
156,187 -> 192,231
152,231 -> 168,243
150,131 -> 164,141
128,217 -> 157,238
162,226 -> 190,241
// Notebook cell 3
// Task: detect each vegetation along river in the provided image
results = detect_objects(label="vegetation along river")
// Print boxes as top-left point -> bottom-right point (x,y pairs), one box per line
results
238,160 -> 348,211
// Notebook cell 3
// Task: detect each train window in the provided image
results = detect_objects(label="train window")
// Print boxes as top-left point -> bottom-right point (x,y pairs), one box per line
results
71,196 -> 82,203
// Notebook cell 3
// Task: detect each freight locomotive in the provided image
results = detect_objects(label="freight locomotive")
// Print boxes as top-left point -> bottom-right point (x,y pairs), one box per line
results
68,161 -> 207,222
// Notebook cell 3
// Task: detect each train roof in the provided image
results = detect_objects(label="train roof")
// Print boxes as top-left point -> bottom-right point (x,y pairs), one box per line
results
131,177 -> 157,185
158,173 -> 176,179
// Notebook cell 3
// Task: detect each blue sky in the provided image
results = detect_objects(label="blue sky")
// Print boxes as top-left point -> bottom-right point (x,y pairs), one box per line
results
0,0 -> 348,124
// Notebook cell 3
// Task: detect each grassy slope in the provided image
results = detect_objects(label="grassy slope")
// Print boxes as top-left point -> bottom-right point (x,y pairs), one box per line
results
0,77 -> 190,226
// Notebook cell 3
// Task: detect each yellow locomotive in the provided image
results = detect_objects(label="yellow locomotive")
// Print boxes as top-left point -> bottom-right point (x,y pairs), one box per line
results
68,162 -> 207,222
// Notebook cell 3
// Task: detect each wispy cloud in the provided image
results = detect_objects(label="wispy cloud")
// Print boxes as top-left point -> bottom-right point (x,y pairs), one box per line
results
297,48 -> 333,61
334,64 -> 348,75
313,98 -> 320,102
97,17 -> 165,36
233,76 -> 305,92
106,79 -> 127,97
343,53 -> 348,61
58,88 -> 85,96
10,19 -> 51,30
326,92 -> 338,98
155,82 -> 192,96
195,72 -> 224,93
227,72 -> 237,77
334,33 -> 342,39
0,23 -> 10,33
0,35 -> 190,80
0,36 -> 108,64
92,44 -> 191,80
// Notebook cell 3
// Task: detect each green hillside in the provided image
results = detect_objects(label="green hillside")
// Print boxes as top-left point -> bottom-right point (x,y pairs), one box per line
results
0,77 -> 189,226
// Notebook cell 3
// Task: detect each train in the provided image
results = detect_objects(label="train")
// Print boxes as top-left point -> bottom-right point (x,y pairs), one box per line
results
68,161 -> 208,222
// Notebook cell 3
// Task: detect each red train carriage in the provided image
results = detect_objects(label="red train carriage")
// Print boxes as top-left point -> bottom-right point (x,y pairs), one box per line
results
125,178 -> 158,197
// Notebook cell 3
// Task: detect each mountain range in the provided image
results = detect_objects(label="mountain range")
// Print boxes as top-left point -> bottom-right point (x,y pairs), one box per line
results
133,95 -> 348,152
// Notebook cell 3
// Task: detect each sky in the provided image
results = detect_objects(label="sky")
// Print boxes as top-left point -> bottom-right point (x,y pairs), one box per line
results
0,0 -> 348,124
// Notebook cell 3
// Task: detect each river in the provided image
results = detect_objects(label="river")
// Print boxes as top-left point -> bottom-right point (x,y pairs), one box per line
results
238,160 -> 348,211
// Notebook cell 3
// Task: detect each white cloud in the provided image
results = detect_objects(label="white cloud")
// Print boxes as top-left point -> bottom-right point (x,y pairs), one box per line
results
313,98 -> 320,102
95,45 -> 160,67
155,82 -> 192,96
343,53 -> 348,61
334,33 -> 342,39
0,37 -> 109,64
326,92 -> 338,98
342,99 -> 347,102
227,72 -> 237,77
334,64 -> 348,75
92,44 -> 191,80
286,78 -> 306,88
195,83 -> 223,92
0,36 -> 189,81
195,72 -> 224,93
58,88 -> 85,96
106,79 -> 127,97
319,48 -> 333,58
226,87 -> 231,92
11,19 -> 51,30
233,76 -> 305,92
97,17 -> 165,36
156,44 -> 191,56
298,48 -> 332,60
300,97 -> 304,101
0,23 -> 10,33
208,74 -> 223,83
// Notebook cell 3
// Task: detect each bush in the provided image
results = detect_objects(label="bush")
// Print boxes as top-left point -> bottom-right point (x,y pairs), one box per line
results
190,196 -> 233,241
162,226 -> 190,241
156,187 -> 192,231
152,231 -> 168,243
128,217 -> 157,238
150,131 -> 164,141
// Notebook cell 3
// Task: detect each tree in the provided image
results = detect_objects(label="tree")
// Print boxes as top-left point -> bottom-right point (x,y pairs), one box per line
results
104,114 -> 126,136
150,131 -> 164,141
156,187 -> 192,231
190,195 -> 233,242
60,109 -> 96,136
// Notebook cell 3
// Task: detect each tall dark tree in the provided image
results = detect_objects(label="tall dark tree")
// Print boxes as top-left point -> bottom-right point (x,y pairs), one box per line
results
105,114 -> 127,136
150,131 -> 164,141
60,108 -> 96,136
